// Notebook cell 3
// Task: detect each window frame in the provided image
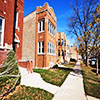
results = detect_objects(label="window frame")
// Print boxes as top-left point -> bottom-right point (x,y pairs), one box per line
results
61,39 -> 63,45
48,20 -> 55,37
15,11 -> 19,29
38,19 -> 45,33
0,17 -> 5,47
38,41 -> 44,54
58,39 -> 60,45
48,42 -> 56,55
58,50 -> 60,56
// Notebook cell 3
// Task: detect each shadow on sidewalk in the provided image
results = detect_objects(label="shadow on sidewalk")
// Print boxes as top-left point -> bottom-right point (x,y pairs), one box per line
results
52,64 -> 73,72
73,69 -> 82,75
52,64 -> 82,75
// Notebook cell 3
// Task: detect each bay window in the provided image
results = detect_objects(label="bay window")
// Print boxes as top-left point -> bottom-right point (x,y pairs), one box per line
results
48,42 -> 55,54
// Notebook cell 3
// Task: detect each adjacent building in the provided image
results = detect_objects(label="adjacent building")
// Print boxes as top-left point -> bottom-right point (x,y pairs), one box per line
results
66,40 -> 71,63
70,46 -> 78,61
22,3 -> 57,68
56,32 -> 67,63
0,0 -> 24,64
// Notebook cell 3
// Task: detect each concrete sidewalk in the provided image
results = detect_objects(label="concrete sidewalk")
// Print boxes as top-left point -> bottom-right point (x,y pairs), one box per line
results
19,67 -> 59,94
53,60 -> 87,100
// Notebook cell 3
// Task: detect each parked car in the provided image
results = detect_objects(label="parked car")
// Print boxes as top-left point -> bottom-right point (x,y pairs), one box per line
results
89,57 -> 96,67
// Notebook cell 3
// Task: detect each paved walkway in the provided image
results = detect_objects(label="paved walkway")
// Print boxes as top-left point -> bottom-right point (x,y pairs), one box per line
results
19,61 -> 99,100
19,67 -> 59,94
53,60 -> 87,100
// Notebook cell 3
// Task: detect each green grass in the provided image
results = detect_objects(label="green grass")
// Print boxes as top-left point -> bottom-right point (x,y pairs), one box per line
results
7,85 -> 54,100
81,63 -> 100,99
33,68 -> 71,86
63,61 -> 76,68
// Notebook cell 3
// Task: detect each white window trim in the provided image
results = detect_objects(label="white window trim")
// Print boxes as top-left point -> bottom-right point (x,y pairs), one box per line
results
38,41 -> 44,54
38,19 -> 44,33
48,42 -> 56,55
0,17 -> 5,47
15,11 -> 19,29
48,20 -> 55,38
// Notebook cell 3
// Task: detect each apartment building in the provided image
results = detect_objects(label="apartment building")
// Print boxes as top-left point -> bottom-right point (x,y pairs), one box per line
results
66,40 -> 71,63
56,32 -> 66,63
0,0 -> 24,64
22,3 -> 57,68
70,46 -> 78,61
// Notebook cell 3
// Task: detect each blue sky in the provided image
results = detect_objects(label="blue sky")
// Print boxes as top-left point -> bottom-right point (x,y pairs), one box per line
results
24,0 -> 76,46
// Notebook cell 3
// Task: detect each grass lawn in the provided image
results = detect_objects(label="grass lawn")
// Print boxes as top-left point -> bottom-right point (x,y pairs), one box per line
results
81,63 -> 100,99
7,85 -> 54,100
33,68 -> 71,86
63,61 -> 76,68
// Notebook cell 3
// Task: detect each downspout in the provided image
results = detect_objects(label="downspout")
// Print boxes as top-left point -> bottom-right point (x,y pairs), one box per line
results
13,0 -> 17,52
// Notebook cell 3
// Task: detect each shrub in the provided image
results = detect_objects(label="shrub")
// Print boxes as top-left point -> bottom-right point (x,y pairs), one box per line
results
0,50 -> 21,99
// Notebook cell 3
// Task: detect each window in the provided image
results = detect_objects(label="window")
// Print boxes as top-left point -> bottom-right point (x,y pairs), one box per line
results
50,43 -> 51,53
0,17 -> 4,46
48,42 -> 55,54
67,45 -> 69,49
48,42 -> 50,53
15,11 -> 19,29
67,53 -> 69,57
58,39 -> 60,45
38,19 -> 45,33
64,40 -> 66,46
64,50 -> 66,56
42,41 -> 44,53
38,41 -> 44,54
62,50 -> 64,56
61,39 -> 63,45
58,50 -> 60,56
48,20 -> 55,37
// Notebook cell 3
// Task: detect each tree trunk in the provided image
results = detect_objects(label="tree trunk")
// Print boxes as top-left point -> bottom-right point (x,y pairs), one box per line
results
96,56 -> 99,76
85,42 -> 88,66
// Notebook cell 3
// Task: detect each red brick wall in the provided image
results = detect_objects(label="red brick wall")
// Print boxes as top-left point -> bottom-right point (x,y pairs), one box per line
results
0,0 -> 24,64
0,0 -> 15,46
16,0 -> 24,61
0,50 -> 8,64
18,60 -> 33,73
35,3 -> 57,68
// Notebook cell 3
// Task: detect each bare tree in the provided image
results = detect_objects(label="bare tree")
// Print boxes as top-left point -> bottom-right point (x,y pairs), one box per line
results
68,0 -> 99,66
89,4 -> 100,75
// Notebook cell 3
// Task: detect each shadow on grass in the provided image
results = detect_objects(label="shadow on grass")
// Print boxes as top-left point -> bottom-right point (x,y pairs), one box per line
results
81,70 -> 100,83
91,69 -> 100,74
52,64 -> 82,75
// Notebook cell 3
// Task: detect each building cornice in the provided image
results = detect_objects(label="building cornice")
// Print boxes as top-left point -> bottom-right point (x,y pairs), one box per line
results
36,9 -> 56,22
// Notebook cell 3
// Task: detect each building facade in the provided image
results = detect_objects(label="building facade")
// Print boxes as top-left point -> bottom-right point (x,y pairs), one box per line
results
66,40 -> 71,63
22,3 -> 57,68
70,46 -> 78,61
56,32 -> 66,63
0,0 -> 24,64
21,11 -> 36,69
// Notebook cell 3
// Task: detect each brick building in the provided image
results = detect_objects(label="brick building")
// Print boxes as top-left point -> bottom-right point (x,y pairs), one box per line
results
0,0 -> 24,64
22,3 -> 57,68
66,40 -> 71,63
70,46 -> 78,61
56,32 -> 67,63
